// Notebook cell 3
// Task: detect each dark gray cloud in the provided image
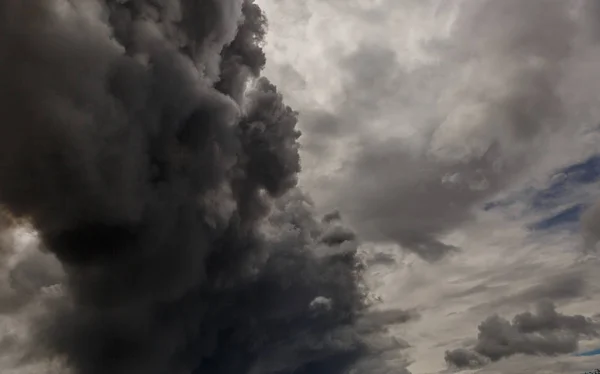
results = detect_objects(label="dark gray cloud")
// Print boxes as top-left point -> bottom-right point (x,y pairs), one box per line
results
445,301 -> 599,370
298,0 -> 598,261
444,348 -> 489,370
581,201 -> 600,253
0,1 -> 407,373
517,273 -> 588,302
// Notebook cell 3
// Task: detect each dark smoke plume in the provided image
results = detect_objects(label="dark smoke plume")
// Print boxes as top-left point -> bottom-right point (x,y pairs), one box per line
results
0,1 -> 403,373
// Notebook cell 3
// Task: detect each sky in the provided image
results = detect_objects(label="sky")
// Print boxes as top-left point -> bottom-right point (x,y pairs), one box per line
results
256,0 -> 600,373
0,1 -> 600,374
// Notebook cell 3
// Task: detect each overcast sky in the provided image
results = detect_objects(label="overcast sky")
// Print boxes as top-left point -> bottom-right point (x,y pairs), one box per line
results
257,0 -> 600,373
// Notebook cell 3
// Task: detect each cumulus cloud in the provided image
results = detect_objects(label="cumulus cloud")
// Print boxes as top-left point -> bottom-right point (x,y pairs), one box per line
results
445,301 -> 599,370
444,348 -> 489,370
0,1 -> 411,373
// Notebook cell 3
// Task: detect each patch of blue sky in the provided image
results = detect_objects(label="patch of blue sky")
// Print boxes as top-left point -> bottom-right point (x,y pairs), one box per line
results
483,154 -> 600,232
530,154 -> 600,210
576,348 -> 600,357
529,204 -> 588,231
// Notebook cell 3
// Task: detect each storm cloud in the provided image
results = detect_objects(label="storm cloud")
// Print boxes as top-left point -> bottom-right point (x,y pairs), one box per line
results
0,1 -> 408,373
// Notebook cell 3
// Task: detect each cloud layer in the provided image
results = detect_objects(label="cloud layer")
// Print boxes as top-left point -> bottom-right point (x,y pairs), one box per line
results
261,0 -> 600,262
257,1 -> 600,372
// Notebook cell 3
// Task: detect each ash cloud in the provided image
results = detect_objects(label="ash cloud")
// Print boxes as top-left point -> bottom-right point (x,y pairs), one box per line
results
445,301 -> 599,370
0,1 -> 407,373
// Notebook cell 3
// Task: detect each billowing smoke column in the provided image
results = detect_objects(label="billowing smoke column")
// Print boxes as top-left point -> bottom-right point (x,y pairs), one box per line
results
0,1 -> 396,373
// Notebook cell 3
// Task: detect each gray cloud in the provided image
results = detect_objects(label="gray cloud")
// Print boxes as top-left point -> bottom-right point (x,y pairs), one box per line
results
364,252 -> 397,267
0,1 -> 407,373
466,272 -> 589,313
0,214 -> 60,316
445,301 -> 599,370
581,201 -> 600,253
516,273 -> 588,303
294,0 -> 599,261
444,348 -> 489,370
